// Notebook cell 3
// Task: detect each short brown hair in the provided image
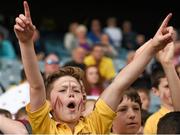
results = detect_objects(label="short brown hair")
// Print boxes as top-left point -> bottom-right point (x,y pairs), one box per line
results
45,66 -> 87,100
151,66 -> 165,88
119,88 -> 142,109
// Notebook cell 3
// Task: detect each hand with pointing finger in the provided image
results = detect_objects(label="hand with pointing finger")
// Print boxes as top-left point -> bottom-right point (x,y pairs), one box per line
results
151,13 -> 174,52
14,1 -> 36,44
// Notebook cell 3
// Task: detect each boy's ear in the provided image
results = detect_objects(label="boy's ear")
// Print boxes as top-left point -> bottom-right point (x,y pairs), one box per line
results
152,87 -> 160,96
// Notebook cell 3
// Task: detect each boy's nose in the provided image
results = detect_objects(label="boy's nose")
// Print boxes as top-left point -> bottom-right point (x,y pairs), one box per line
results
128,109 -> 136,119
68,92 -> 75,98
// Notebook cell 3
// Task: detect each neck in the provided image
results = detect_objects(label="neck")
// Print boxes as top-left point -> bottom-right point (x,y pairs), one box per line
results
162,103 -> 174,111
67,122 -> 78,133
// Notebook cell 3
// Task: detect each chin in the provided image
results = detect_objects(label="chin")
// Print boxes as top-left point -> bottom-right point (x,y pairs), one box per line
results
68,115 -> 80,122
126,129 -> 139,134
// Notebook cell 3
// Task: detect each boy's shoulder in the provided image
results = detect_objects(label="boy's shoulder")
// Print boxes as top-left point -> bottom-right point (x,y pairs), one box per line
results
147,106 -> 170,122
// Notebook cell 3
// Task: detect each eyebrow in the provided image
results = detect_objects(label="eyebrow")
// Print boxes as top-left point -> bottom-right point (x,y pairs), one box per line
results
61,85 -> 80,89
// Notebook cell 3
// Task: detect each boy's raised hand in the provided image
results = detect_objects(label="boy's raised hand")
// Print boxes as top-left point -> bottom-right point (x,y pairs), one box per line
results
156,41 -> 175,65
14,1 -> 36,43
152,13 -> 174,52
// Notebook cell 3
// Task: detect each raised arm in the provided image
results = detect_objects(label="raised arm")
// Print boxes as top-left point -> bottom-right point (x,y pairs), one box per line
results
100,13 -> 174,111
14,1 -> 46,111
156,41 -> 180,111
0,115 -> 28,134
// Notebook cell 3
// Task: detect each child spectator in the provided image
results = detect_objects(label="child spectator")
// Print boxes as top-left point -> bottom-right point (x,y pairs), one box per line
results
144,41 -> 180,133
0,108 -> 28,134
112,89 -> 142,134
85,65 -> 104,96
14,1 -> 174,133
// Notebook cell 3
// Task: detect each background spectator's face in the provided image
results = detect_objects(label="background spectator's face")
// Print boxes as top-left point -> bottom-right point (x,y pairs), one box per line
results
73,47 -> 87,63
112,96 -> 141,134
156,77 -> 173,107
107,17 -> 117,27
122,21 -> 132,33
100,34 -> 110,44
92,46 -> 104,61
136,34 -> 145,46
91,19 -> 101,32
138,90 -> 150,111
75,25 -> 87,38
45,54 -> 60,75
69,22 -> 79,34
86,66 -> 99,85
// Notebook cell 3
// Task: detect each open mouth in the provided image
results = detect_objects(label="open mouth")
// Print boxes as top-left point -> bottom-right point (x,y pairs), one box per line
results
67,102 -> 76,109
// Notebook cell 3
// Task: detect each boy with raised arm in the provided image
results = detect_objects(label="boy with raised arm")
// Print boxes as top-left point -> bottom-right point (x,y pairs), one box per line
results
144,40 -> 180,134
156,41 -> 180,111
14,1 -> 174,134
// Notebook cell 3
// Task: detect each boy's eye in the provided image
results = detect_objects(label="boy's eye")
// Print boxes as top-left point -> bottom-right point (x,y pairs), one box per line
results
118,108 -> 127,112
59,89 -> 66,92
133,107 -> 140,111
74,90 -> 80,93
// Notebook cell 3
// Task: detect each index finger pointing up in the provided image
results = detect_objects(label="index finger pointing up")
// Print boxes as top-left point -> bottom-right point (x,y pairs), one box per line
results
158,13 -> 172,32
23,1 -> 32,22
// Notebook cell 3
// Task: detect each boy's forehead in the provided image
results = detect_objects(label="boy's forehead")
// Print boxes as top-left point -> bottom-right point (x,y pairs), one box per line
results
54,76 -> 81,86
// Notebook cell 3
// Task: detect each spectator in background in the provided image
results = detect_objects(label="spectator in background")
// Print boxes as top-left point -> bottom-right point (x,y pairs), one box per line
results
87,19 -> 103,44
112,89 -> 142,134
144,65 -> 174,134
84,44 -> 116,82
0,14 -> 9,39
135,34 -> 146,49
75,25 -> 92,52
135,86 -> 151,111
100,33 -> 118,58
0,108 -> 29,134
104,17 -> 123,50
144,41 -> 179,134
64,22 -> 79,53
64,46 -> 87,70
44,53 -> 60,78
122,20 -> 137,51
0,32 -> 16,59
85,65 -> 104,96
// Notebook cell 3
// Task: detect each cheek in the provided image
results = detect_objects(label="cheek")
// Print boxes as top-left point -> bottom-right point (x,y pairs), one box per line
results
78,97 -> 84,111
51,92 -> 64,110
116,113 -> 126,122
137,112 -> 141,121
